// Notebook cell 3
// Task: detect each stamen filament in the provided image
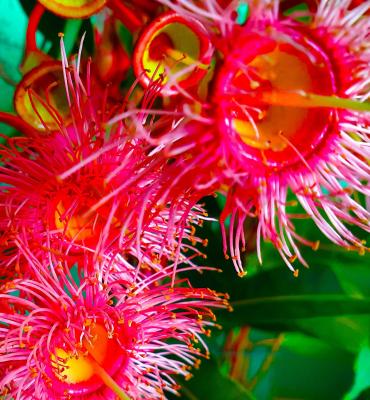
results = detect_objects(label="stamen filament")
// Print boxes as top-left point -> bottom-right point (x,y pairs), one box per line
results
0,111 -> 39,136
165,48 -> 209,70
259,90 -> 370,112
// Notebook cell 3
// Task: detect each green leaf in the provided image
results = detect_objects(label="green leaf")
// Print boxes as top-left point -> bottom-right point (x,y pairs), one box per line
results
216,327 -> 354,400
0,0 -> 28,138
267,331 -> 354,399
180,358 -> 256,400
296,315 -> 370,354
229,294 -> 370,324
214,262 -> 370,352
63,19 -> 83,56
344,345 -> 370,400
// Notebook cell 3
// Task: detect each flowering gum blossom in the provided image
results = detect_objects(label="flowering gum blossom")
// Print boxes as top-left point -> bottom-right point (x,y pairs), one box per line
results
134,12 -> 214,95
37,0 -> 106,18
214,28 -> 336,169
14,61 -> 70,132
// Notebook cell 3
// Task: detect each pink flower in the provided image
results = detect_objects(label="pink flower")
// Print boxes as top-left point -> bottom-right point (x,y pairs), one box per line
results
1,34 -> 209,278
0,250 -> 228,400
0,122 -> 157,265
137,0 -> 370,273
0,128 -> 210,283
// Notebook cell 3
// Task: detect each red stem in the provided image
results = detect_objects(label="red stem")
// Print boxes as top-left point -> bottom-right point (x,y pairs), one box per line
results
133,0 -> 158,13
0,112 -> 39,136
107,0 -> 143,32
26,3 -> 45,53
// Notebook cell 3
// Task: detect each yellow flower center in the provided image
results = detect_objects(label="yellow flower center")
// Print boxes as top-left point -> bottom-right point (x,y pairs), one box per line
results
232,46 -> 313,151
52,324 -> 109,384
14,62 -> 70,132
52,179 -> 121,243
54,200 -> 94,241
50,323 -> 130,399
143,23 -> 202,84
215,29 -> 338,168
134,12 -> 213,94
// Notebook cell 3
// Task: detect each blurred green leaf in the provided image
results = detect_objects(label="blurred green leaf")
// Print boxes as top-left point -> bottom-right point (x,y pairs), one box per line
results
330,261 -> 370,298
229,294 -> 370,323
63,19 -> 83,55
295,315 -> 370,354
344,345 -> 370,400
217,262 -> 370,352
267,331 -> 354,399
356,388 -> 370,400
180,358 -> 256,400
219,327 -> 354,400
0,0 -> 29,138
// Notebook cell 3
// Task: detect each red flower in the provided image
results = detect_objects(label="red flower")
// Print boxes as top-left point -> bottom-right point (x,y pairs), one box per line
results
136,0 -> 370,273
0,250 -> 228,399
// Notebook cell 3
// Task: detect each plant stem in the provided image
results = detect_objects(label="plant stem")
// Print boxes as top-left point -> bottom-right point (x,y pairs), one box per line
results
259,90 -> 370,112
26,3 -> 45,53
107,0 -> 142,32
90,358 -> 130,400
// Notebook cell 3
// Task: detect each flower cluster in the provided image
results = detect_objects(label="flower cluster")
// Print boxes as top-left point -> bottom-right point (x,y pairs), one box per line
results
0,10 -> 227,399
0,0 -> 369,399
134,0 -> 370,272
